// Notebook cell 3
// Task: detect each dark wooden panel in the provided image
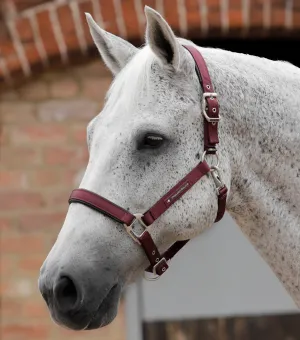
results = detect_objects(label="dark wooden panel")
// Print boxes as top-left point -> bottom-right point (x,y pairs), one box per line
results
143,313 -> 300,340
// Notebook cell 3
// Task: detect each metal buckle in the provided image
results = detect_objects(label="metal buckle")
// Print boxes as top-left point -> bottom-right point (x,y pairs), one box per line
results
210,166 -> 225,194
143,257 -> 168,281
202,92 -> 220,123
201,150 -> 219,168
123,213 -> 147,245
153,257 -> 168,276
143,271 -> 160,281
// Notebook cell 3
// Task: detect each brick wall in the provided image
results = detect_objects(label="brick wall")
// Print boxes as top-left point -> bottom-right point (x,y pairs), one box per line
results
0,60 -> 126,340
1,0 -> 300,85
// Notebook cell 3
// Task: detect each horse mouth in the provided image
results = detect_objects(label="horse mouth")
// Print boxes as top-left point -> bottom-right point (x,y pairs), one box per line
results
84,284 -> 121,330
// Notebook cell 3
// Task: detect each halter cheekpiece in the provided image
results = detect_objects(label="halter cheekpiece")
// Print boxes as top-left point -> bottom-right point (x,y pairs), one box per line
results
68,45 -> 228,280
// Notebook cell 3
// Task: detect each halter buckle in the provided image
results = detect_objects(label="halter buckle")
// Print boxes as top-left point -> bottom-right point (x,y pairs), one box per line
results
153,257 -> 168,276
124,213 -> 147,245
202,92 -> 220,123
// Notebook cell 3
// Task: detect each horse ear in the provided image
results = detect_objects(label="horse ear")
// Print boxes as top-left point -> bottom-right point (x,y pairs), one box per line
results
145,6 -> 180,70
85,13 -> 138,75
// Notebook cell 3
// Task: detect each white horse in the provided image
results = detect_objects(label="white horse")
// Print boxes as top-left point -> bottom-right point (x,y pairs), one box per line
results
38,6 -> 300,330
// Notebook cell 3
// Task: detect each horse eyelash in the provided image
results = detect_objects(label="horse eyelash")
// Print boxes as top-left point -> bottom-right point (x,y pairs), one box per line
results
146,135 -> 163,141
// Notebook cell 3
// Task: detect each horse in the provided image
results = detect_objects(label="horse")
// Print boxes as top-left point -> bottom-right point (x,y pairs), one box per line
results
38,6 -> 300,331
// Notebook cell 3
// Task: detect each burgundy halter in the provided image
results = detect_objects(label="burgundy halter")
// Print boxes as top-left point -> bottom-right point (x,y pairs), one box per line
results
69,45 -> 228,278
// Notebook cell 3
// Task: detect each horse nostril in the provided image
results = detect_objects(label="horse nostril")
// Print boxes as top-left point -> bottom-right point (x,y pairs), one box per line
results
54,276 -> 80,313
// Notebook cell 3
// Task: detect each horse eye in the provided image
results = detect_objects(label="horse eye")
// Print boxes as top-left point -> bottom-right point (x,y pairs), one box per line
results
140,133 -> 164,149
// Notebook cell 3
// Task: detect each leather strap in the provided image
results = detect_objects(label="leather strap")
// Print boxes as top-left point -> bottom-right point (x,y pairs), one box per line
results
145,240 -> 188,273
215,186 -> 228,222
183,45 -> 219,154
139,231 -> 169,275
69,189 -> 135,226
142,161 -> 211,226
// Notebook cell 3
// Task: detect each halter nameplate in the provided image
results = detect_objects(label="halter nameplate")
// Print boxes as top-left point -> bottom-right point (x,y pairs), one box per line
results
68,45 -> 228,279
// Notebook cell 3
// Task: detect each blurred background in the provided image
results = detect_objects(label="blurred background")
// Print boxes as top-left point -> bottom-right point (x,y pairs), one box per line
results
0,0 -> 300,339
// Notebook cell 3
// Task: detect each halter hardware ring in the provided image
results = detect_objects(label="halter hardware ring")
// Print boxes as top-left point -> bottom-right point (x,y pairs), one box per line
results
143,271 -> 160,281
201,150 -> 220,168
124,213 -> 147,245
202,92 -> 221,123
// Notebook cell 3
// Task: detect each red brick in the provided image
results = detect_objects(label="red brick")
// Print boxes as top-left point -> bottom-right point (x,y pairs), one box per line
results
0,298 -> 23,319
15,16 -> 42,67
0,235 -> 43,253
1,43 -> 16,58
11,124 -> 68,145
36,10 -> 60,57
121,0 -> 141,39
71,125 -> 87,144
4,53 -> 23,74
0,170 -> 25,189
0,126 -> 11,145
19,81 -> 48,100
19,211 -> 66,232
0,89 -> 19,101
140,0 -> 156,11
81,77 -> 111,101
0,102 -> 36,123
18,255 -> 44,272
163,0 -> 181,35
49,78 -> 79,98
73,60 -> 110,78
293,12 -> 300,28
27,168 -> 77,187
271,8 -> 285,28
13,0 -> 46,12
37,99 -> 97,122
15,17 -> 33,43
21,300 -> 49,319
1,147 -> 41,168
0,282 -> 10,298
57,4 -> 79,51
78,0 -> 95,45
45,189 -> 73,207
229,9 -> 243,29
0,191 -> 44,210
185,0 -> 201,36
1,325 -> 49,340
250,1 -> 264,28
0,216 -> 17,232
43,146 -> 88,166
0,257 -> 16,276
207,3 -> 222,30
229,0 -> 243,8
99,0 -> 119,34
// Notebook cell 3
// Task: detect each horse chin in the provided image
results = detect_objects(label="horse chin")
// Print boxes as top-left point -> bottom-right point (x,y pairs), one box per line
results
84,283 -> 121,330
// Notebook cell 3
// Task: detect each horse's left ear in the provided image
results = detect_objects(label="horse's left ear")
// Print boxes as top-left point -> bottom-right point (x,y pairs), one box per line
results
145,6 -> 180,70
85,13 -> 138,75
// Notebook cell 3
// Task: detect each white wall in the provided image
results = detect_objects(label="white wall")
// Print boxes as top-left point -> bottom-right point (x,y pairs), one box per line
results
125,213 -> 298,338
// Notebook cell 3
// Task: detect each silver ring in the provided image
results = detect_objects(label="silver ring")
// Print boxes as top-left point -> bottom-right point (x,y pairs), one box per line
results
201,150 -> 219,168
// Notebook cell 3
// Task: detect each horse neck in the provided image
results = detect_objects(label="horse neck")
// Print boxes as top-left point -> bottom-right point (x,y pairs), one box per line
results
202,47 -> 300,306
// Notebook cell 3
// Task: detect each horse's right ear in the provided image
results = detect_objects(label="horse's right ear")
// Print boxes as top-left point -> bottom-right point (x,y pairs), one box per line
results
85,13 -> 138,75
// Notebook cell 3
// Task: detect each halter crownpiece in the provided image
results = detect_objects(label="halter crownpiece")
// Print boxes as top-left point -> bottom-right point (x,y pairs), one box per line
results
68,45 -> 228,279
